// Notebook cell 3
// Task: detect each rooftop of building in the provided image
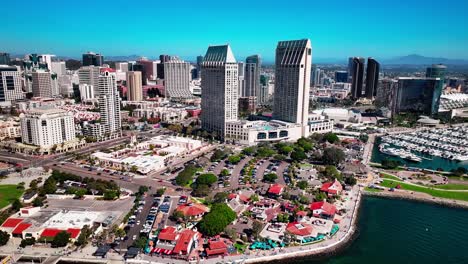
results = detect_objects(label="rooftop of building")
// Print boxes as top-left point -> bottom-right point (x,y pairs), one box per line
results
203,45 -> 236,63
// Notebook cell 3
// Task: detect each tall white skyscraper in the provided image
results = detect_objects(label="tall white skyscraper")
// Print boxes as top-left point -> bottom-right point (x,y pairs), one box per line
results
164,58 -> 192,99
115,62 -> 129,72
40,54 -> 55,70
31,69 -> 59,97
238,62 -> 245,97
98,69 -> 121,135
201,45 -> 238,138
126,71 -> 143,101
243,55 -> 261,97
273,39 -> 312,135
0,65 -> 25,103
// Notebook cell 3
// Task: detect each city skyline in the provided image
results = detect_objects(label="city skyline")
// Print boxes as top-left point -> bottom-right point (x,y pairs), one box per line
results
2,0 -> 468,62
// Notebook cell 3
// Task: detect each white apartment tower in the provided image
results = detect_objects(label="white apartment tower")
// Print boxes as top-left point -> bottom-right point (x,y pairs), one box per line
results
98,69 -> 121,135
201,45 -> 238,138
164,59 -> 192,99
0,65 -> 25,103
20,108 -> 76,148
273,39 -> 312,136
126,71 -> 143,101
31,69 -> 59,97
51,61 -> 66,76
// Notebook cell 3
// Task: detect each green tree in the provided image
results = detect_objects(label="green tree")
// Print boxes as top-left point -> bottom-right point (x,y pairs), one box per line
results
0,230 -> 9,246
224,227 -> 238,241
228,155 -> 242,164
315,192 -> 327,201
263,173 -> 278,183
220,169 -> 230,177
103,190 -> 118,200
279,145 -> 294,155
42,177 -> 57,195
297,180 -> 309,190
252,220 -> 263,239
132,236 -> 148,249
51,231 -> 70,247
345,176 -> 357,186
192,184 -> 210,197
255,146 -> 276,158
291,149 -> 307,162
74,189 -> 87,199
198,204 -> 236,236
242,147 -> 256,156
296,137 -> 314,152
156,188 -> 166,197
11,199 -> 22,211
250,194 -> 260,202
359,134 -> 369,143
277,213 -> 290,223
75,225 -> 92,247
324,133 -> 340,144
196,173 -> 218,186
213,192 -> 229,203
32,197 -> 44,207
130,165 -> 138,173
20,237 -> 35,248
175,165 -> 198,186
322,147 -> 345,166
273,154 -> 286,161
323,165 -> 342,180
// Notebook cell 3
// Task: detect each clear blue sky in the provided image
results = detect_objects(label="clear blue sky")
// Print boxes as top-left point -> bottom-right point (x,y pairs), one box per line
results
2,0 -> 468,62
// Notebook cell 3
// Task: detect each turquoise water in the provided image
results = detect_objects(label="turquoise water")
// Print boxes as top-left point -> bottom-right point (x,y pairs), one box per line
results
371,137 -> 468,171
288,197 -> 468,264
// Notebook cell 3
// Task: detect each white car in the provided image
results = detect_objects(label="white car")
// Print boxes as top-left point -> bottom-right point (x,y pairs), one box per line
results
132,235 -> 137,240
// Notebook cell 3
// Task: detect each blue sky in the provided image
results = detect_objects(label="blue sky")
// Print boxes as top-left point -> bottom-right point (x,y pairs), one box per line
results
2,0 -> 468,62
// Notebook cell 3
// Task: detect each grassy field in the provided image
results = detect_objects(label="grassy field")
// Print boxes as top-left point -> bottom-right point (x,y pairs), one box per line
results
364,187 -> 382,193
430,183 -> 468,190
447,175 -> 468,181
380,180 -> 468,202
0,185 -> 24,209
380,172 -> 400,181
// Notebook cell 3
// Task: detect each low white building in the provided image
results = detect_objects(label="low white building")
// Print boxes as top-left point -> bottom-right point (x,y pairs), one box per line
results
312,108 -> 362,125
308,113 -> 334,134
225,120 -> 304,146
0,118 -> 21,139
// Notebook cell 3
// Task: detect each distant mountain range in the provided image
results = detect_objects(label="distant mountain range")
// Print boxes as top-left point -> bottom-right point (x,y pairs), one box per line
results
382,54 -> 468,65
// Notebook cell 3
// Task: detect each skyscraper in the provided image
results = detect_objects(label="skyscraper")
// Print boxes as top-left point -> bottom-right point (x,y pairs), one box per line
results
98,69 -> 121,135
201,45 -> 238,137
426,64 -> 446,114
82,52 -> 104,66
78,66 -> 101,97
238,62 -> 245,97
0,53 -> 10,65
365,58 -> 380,98
195,55 -> 204,79
273,39 -> 312,134
115,62 -> 129,72
164,58 -> 192,99
32,70 -> 59,97
0,65 -> 24,103
335,71 -> 348,83
126,71 -> 143,101
243,55 -> 261,97
312,67 -> 322,86
394,77 -> 442,116
51,61 -> 66,76
349,57 -> 365,99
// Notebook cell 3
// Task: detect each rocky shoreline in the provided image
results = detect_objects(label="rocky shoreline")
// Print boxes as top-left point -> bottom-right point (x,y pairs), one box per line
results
363,190 -> 468,210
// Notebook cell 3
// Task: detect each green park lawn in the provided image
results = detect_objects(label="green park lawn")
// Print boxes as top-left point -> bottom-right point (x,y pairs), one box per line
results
380,180 -> 468,202
364,187 -> 382,193
430,183 -> 468,190
0,185 -> 24,209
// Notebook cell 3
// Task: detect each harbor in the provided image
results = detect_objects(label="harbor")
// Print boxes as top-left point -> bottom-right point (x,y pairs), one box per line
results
372,126 -> 468,171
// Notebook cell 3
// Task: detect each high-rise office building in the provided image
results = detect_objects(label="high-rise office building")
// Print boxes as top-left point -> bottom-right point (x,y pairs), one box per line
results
394,77 -> 443,116
243,55 -> 261,98
0,65 -> 24,103
115,62 -> 129,72
32,70 -> 59,97
365,58 -> 380,98
375,79 -> 397,109
126,71 -> 143,101
426,64 -> 446,113
349,57 -> 365,99
20,108 -> 76,149
312,67 -> 322,86
0,53 -> 10,65
335,71 -> 348,83
78,66 -> 101,97
98,69 -> 121,135
51,61 -> 66,76
137,58 -> 156,84
82,52 -> 104,66
164,58 -> 192,99
238,62 -> 245,97
273,39 -> 312,134
40,54 -> 55,70
195,55 -> 204,79
201,45 -> 238,137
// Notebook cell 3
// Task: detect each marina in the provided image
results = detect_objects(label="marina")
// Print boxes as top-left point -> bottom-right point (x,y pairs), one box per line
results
372,126 -> 468,171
